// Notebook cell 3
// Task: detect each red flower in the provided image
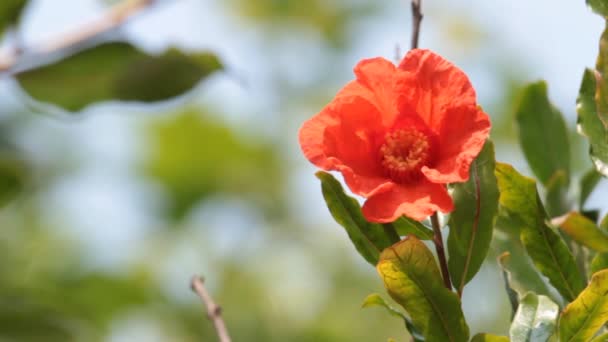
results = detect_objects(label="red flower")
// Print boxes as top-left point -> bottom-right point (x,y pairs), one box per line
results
299,49 -> 490,223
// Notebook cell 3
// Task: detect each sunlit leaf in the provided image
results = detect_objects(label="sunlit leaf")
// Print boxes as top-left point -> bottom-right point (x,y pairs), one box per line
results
391,216 -> 433,240
471,333 -> 509,342
361,293 -> 423,342
579,168 -> 602,208
558,269 -> 608,342
515,81 -> 570,187
509,292 -> 558,342
377,236 -> 469,341
553,212 -> 608,253
495,163 -> 585,302
0,0 -> 27,36
591,214 -> 608,274
578,69 -> 608,177
317,172 -> 397,265
17,42 -> 222,112
448,140 -> 499,293
591,332 -> 608,342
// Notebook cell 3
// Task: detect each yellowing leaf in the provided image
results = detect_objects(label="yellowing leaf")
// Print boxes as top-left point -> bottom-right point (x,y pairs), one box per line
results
558,270 -> 608,342
495,163 -> 585,302
377,236 -> 469,342
553,212 -> 608,253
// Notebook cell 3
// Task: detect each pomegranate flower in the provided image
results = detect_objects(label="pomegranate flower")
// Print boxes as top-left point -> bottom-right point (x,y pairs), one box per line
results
299,49 -> 491,223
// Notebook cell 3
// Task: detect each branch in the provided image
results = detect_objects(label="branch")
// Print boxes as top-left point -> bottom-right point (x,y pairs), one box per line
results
190,276 -> 232,342
431,212 -> 453,290
0,0 -> 156,73
410,0 -> 423,49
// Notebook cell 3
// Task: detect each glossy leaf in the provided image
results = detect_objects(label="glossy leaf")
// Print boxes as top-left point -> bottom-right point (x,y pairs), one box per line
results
448,140 -> 499,293
17,42 -> 222,112
317,172 -> 397,265
377,236 -> 469,342
553,212 -> 608,253
509,292 -> 559,342
361,294 -> 423,342
0,0 -> 27,36
515,81 -> 570,187
558,270 -> 608,342
577,69 -> 608,176
495,163 -> 585,302
498,252 -> 556,308
588,0 -> 608,17
471,333 -> 509,342
579,168 -> 602,208
391,216 -> 433,240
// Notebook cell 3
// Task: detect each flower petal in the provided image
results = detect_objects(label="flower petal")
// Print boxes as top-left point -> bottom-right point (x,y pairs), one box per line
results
422,105 -> 491,183
361,181 -> 454,223
398,49 -> 476,131
299,84 -> 390,197
353,57 -> 400,126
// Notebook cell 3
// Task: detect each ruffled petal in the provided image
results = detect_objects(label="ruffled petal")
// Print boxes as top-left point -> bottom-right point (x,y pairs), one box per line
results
361,181 -> 454,223
352,57 -> 400,126
422,105 -> 491,183
397,49 -> 476,131
299,83 -> 390,197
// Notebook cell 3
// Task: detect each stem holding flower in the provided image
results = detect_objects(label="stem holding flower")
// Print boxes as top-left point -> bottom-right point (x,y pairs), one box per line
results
410,0 -> 423,49
431,213 -> 453,290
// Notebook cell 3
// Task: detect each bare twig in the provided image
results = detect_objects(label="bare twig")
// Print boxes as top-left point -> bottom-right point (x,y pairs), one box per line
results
410,0 -> 423,49
0,0 -> 156,73
190,276 -> 231,342
431,213 -> 452,290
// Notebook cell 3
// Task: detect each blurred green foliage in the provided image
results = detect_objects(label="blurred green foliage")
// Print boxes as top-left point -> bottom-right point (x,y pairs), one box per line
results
0,0 -> 27,37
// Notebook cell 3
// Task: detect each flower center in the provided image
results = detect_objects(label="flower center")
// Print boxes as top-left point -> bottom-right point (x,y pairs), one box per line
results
379,129 -> 431,183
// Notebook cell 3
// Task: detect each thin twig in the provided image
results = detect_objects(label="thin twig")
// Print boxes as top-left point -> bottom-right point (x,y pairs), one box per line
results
190,276 -> 232,342
431,213 -> 452,290
410,0 -> 423,49
0,0 -> 156,73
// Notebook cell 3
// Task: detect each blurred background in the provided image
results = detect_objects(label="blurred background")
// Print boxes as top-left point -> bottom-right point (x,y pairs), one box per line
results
0,0 -> 606,340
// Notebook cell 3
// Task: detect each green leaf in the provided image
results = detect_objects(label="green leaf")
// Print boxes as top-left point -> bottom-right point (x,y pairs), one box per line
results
578,69 -> 608,177
498,252 -> 557,308
0,0 -> 27,36
448,140 -> 499,293
471,333 -> 510,342
16,42 -> 222,112
143,108 -> 283,220
0,147 -> 27,207
553,212 -> 608,253
596,21 -> 608,130
361,293 -> 424,342
545,170 -> 569,218
391,216 -> 433,240
377,236 -> 469,342
591,332 -> 608,342
579,168 -> 602,209
495,163 -> 586,302
515,81 -> 570,187
317,172 -> 398,265
558,269 -> 608,342
509,292 -> 559,342
588,0 -> 608,17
